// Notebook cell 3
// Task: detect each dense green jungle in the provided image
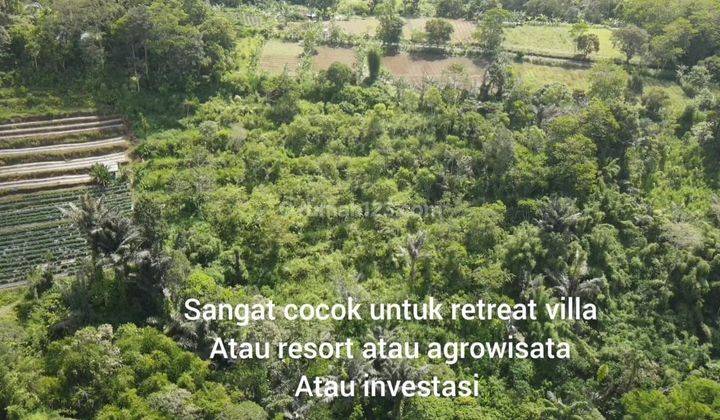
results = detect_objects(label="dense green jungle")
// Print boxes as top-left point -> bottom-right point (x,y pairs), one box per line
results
3,0 -> 720,418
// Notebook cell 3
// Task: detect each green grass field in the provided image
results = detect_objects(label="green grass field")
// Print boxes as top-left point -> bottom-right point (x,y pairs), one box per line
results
511,62 -> 689,114
0,88 -> 96,122
0,289 -> 22,342
511,62 -> 592,90
504,25 -> 623,61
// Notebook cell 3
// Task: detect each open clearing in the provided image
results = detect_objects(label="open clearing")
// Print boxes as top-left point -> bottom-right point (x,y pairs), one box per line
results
313,46 -> 357,69
329,18 -> 621,60
504,25 -> 622,60
265,42 -> 487,83
380,53 -> 486,84
258,39 -> 304,73
510,62 -> 592,90
0,88 -> 96,121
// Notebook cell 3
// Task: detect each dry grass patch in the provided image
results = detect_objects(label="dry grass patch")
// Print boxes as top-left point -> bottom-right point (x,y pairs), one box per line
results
259,40 -> 303,74
382,53 -> 486,84
313,46 -> 357,70
512,62 -> 592,90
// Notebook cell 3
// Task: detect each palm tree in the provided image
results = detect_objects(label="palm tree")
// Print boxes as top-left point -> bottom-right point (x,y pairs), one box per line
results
548,249 -> 604,300
540,391 -> 593,419
536,196 -> 584,237
396,231 -> 427,291
61,194 -> 108,263
149,295 -> 213,352
63,194 -> 173,317
61,194 -> 140,265
520,272 -> 561,342
377,358 -> 428,418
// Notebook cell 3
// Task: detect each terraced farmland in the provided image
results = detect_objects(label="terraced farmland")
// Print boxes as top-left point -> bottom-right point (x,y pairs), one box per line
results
0,114 -> 133,287
0,115 -> 130,193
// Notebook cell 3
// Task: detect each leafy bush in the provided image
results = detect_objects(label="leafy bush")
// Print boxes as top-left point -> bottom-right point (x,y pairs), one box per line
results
90,163 -> 113,187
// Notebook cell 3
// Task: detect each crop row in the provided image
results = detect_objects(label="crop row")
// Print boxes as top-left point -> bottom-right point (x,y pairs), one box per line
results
0,222 -> 89,284
0,187 -> 131,232
0,115 -> 111,130
0,118 -> 122,136
0,182 -> 129,210
0,181 -> 132,285
0,194 -> 130,229
0,221 -> 78,246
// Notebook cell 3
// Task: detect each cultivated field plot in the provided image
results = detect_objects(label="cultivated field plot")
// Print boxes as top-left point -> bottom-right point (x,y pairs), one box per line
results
0,114 -> 130,189
332,17 -> 379,37
259,39 -> 304,74
222,6 -> 277,31
313,46 -> 357,69
0,183 -> 131,286
403,18 -> 476,43
382,54 -> 486,84
332,17 -> 475,42
330,18 -> 621,60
